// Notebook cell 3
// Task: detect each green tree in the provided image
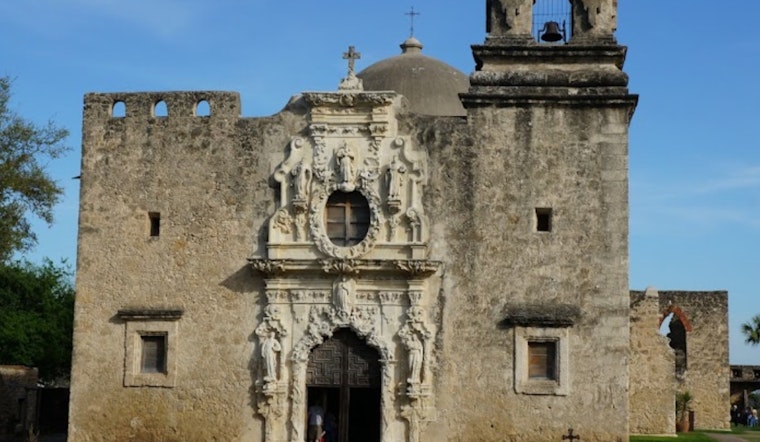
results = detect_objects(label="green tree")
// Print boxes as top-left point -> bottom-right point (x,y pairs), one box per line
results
741,315 -> 760,345
0,76 -> 69,262
0,260 -> 75,384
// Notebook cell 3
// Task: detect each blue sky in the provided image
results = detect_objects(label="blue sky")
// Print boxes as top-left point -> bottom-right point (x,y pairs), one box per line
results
2,1 -> 760,364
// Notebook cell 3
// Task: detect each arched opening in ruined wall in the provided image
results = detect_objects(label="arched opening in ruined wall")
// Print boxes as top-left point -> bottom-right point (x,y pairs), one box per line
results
660,306 -> 692,377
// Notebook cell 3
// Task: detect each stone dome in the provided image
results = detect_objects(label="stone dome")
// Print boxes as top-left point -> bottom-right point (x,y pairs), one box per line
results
357,37 -> 469,117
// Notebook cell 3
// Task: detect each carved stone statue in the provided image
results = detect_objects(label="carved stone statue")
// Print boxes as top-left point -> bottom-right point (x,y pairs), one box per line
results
292,161 -> 312,201
336,143 -> 356,192
387,155 -> 407,201
334,276 -> 352,314
261,331 -> 282,382
407,332 -> 423,384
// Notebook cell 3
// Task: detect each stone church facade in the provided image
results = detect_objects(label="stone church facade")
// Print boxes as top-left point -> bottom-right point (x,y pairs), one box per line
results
67,1 -> 728,441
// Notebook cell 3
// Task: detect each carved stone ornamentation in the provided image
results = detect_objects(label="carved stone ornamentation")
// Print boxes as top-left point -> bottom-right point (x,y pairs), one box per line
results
398,306 -> 433,395
291,305 -> 391,364
291,160 -> 312,206
386,155 -> 407,209
320,259 -> 360,276
336,142 -> 356,192
250,259 -> 286,277
394,260 -> 441,278
333,276 -> 355,316
272,208 -> 292,234
309,183 -> 383,259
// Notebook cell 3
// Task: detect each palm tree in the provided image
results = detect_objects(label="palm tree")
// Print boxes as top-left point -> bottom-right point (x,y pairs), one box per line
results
741,315 -> 760,345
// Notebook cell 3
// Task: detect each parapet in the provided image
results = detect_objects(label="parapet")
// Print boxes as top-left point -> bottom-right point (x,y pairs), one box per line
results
83,91 -> 241,122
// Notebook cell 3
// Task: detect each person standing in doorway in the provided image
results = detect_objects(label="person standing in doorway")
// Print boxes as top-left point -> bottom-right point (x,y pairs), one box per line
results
307,402 -> 324,442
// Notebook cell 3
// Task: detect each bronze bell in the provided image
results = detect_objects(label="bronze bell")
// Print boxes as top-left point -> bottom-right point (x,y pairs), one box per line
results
540,21 -> 564,42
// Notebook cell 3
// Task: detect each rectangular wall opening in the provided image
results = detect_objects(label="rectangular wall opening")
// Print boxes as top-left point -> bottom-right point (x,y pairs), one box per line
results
536,208 -> 552,232
140,334 -> 167,374
148,212 -> 161,237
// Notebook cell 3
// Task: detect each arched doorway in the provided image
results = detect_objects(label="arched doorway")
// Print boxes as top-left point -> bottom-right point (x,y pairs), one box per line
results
306,328 -> 381,442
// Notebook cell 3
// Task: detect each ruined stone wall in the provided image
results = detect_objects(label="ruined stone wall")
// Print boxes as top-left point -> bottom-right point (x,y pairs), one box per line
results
0,366 -> 38,436
658,291 -> 730,430
629,289 -> 676,435
69,91 -> 308,441
420,101 -> 633,442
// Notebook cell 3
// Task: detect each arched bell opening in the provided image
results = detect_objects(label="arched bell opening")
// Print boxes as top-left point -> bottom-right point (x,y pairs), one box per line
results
533,0 -> 573,43
306,328 -> 382,442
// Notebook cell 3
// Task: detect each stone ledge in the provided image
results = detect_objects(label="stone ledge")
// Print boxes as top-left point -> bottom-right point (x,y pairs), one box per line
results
116,309 -> 184,321
499,304 -> 582,327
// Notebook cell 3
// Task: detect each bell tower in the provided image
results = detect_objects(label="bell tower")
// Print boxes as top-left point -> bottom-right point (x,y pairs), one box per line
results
454,0 -> 638,440
486,0 -> 618,44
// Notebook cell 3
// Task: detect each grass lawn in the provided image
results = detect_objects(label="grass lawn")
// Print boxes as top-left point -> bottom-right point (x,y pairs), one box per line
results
630,427 -> 760,442
709,427 -> 760,441
630,433 -> 715,442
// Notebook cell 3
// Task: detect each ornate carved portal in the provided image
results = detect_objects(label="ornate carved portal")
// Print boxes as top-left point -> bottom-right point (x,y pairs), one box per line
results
307,329 -> 381,442
253,87 -> 439,442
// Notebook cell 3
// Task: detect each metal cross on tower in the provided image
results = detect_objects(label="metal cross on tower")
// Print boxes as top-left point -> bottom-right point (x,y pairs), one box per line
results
405,6 -> 421,37
342,46 -> 361,77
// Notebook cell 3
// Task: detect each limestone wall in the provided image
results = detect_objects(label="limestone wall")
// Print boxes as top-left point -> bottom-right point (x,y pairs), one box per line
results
70,91 -> 303,441
70,90 -> 635,442
658,291 -> 730,430
629,289 -> 676,435
421,102 -> 633,441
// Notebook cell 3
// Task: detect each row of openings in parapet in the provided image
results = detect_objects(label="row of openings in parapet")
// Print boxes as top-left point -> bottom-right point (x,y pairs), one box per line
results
110,99 -> 211,118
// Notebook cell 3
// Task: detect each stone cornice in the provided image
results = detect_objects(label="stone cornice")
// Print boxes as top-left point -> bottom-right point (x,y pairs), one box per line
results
116,309 -> 184,321
249,258 -> 441,279
301,92 -> 396,108
471,44 -> 629,69
499,304 -> 581,328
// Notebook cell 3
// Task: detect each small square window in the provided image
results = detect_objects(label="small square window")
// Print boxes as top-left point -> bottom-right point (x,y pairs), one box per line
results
515,326 -> 569,395
119,309 -> 182,387
528,341 -> 557,380
140,334 -> 167,373
732,369 -> 742,378
536,208 -> 552,232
